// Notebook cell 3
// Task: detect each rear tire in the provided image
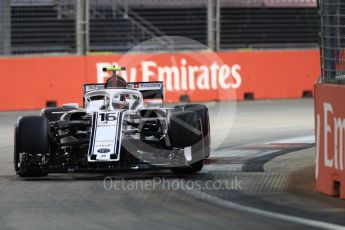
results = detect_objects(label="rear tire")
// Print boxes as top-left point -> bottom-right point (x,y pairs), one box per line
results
14,116 -> 49,177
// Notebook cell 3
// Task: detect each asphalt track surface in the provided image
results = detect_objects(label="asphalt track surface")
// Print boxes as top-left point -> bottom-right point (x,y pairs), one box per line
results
0,99 -> 344,230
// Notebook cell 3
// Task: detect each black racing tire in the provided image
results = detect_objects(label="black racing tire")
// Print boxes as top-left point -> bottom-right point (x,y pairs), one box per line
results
41,107 -> 65,122
168,111 -> 202,148
14,116 -> 49,177
14,124 -> 20,172
169,111 -> 204,174
174,104 -> 211,158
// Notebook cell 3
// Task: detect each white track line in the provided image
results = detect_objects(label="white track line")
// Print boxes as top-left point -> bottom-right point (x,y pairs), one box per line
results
266,135 -> 315,144
191,135 -> 343,229
187,189 -> 344,230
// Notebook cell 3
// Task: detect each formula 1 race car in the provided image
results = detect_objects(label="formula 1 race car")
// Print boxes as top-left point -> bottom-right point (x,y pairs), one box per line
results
14,66 -> 210,177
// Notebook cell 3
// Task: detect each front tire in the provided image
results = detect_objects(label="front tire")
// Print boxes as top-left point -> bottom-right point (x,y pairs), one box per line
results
14,116 -> 49,177
169,111 -> 204,174
174,104 -> 211,158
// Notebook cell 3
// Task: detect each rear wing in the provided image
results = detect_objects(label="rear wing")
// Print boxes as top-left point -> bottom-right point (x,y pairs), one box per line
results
84,83 -> 105,94
83,81 -> 164,100
127,81 -> 164,100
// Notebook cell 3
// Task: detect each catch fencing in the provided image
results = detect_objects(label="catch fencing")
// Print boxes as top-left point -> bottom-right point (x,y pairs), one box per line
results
320,0 -> 345,83
0,0 -> 319,55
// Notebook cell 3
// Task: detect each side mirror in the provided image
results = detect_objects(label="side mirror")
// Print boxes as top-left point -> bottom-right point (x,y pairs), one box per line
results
62,103 -> 79,110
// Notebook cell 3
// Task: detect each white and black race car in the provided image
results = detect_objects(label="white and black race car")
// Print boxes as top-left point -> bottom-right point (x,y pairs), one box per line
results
14,66 -> 210,177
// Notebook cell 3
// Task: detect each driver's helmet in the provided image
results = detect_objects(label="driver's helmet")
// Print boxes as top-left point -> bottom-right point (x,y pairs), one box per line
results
105,75 -> 128,109
105,75 -> 127,88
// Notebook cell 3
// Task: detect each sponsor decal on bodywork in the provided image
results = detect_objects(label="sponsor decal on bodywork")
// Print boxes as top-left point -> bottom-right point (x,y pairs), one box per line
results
88,111 -> 124,162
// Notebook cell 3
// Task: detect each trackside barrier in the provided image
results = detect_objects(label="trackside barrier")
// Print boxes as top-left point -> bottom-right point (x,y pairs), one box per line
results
315,83 -> 345,199
0,49 -> 320,111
